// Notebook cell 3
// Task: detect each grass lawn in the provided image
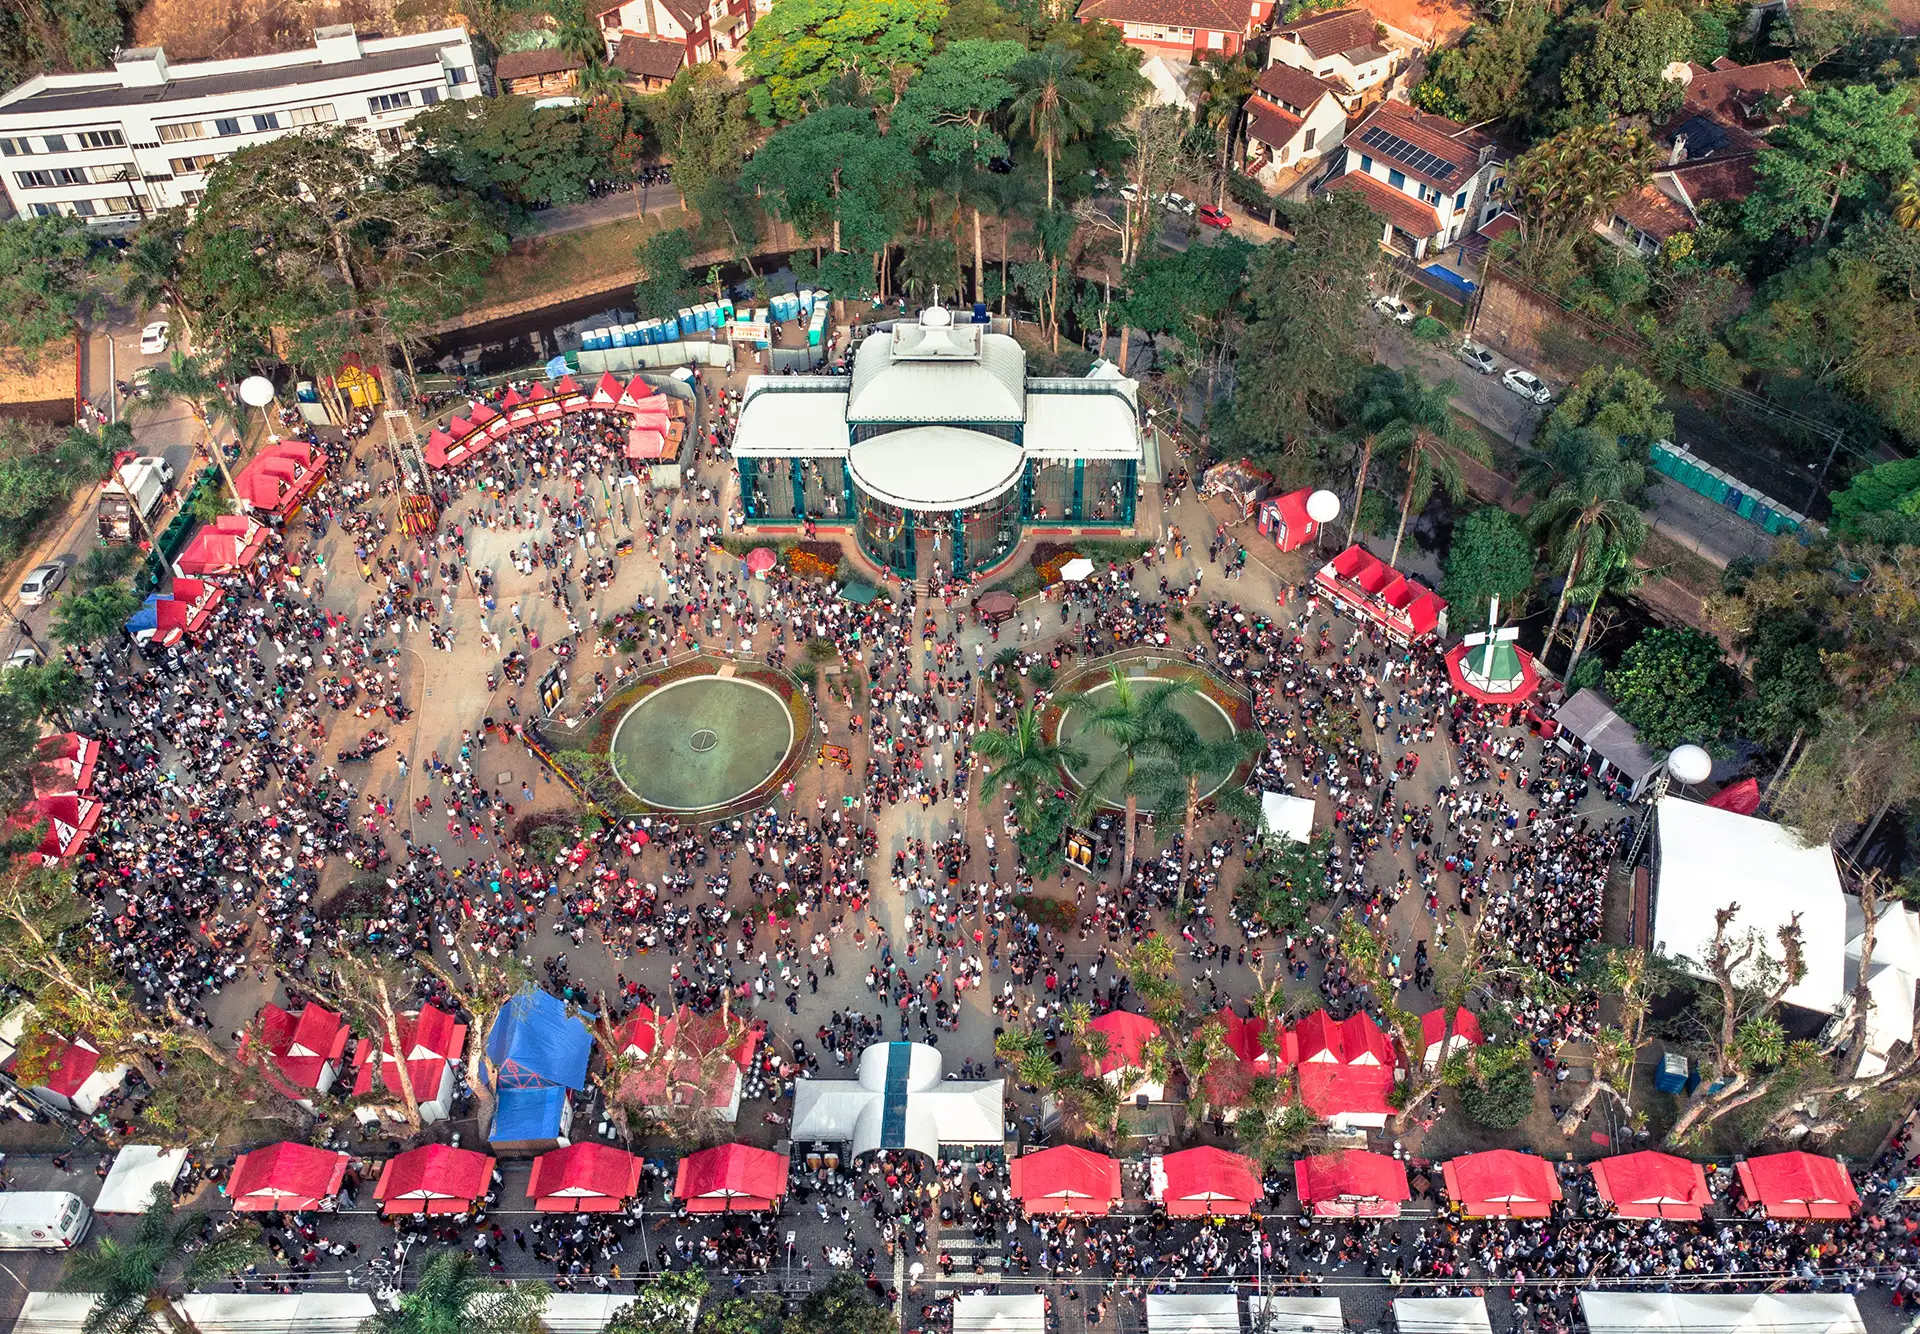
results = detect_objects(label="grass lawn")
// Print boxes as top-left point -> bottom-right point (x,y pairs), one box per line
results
1638,529 -> 1726,599
477,213 -> 672,310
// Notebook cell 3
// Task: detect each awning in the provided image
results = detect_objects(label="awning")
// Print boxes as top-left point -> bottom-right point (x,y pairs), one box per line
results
1590,1150 -> 1712,1220
528,1142 -> 643,1212
1009,1145 -> 1122,1214
1147,1294 -> 1238,1334
1441,1150 -> 1562,1218
1578,1293 -> 1865,1334
954,1294 -> 1046,1334
1248,1298 -> 1344,1334
1260,791 -> 1314,844
373,1144 -> 495,1215
95,1145 -> 188,1213
226,1142 -> 349,1212
1394,1299 -> 1492,1334
1152,1146 -> 1262,1216
1294,1150 -> 1410,1218
674,1143 -> 787,1212
1735,1152 -> 1859,1219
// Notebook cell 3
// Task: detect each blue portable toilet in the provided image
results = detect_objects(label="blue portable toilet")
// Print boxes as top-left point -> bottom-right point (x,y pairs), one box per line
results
1654,1051 -> 1690,1094
718,297 -> 735,324
973,302 -> 989,324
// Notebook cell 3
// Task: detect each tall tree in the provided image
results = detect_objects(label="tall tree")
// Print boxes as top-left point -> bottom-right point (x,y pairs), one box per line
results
741,0 -> 946,124
1009,45 -> 1097,208
1075,669 -> 1197,882
745,105 -> 911,259
1559,5 -> 1693,123
139,352 -> 241,504
1369,368 -> 1486,567
1442,505 -> 1537,627
359,1253 -> 547,1334
1522,432 -> 1648,663
0,214 -> 104,368
975,703 -> 1083,825
1741,83 -> 1916,243
1504,122 -> 1658,274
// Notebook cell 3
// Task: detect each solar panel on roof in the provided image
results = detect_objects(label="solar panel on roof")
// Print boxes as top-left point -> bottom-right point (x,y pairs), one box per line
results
1358,125 -> 1454,181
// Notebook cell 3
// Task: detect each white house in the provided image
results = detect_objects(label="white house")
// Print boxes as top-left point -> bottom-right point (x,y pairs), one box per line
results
0,26 -> 481,227
1242,64 -> 1348,190
1266,8 -> 1400,113
1318,99 -> 1504,259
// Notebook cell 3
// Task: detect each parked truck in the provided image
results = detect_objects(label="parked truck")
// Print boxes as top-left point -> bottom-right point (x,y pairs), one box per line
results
0,1191 -> 91,1248
97,453 -> 175,545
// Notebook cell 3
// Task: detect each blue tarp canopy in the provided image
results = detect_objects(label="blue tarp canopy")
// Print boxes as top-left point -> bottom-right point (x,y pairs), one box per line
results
486,988 -> 591,1090
490,1085 -> 569,1144
126,594 -> 162,636
1422,265 -> 1478,302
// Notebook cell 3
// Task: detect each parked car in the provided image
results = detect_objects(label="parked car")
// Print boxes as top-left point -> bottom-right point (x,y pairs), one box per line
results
17,560 -> 65,606
1503,368 -> 1552,404
1118,183 -> 1140,203
1160,191 -> 1196,216
138,321 -> 169,355
1373,295 -> 1417,325
1196,204 -> 1232,230
4,645 -> 40,672
1458,342 -> 1497,374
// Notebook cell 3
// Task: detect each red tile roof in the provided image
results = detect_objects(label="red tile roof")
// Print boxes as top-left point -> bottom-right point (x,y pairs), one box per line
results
1348,99 -> 1494,190
1276,7 -> 1382,57
1667,156 -> 1759,208
1328,170 -> 1442,238
1613,184 -> 1694,240
1079,0 -> 1250,33
1681,58 -> 1804,126
611,35 -> 686,80
1256,62 -> 1342,111
494,49 -> 584,81
1244,95 -> 1305,152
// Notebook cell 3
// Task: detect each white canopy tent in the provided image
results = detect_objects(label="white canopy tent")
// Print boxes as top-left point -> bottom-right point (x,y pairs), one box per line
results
1395,1298 -> 1494,1334
1652,797 -> 1847,1016
17,1293 -> 377,1334
792,1041 -> 1003,1161
1578,1292 -> 1866,1334
543,1296 -> 684,1333
1261,792 -> 1316,845
95,1145 -> 188,1213
1844,897 -> 1920,1077
1248,1296 -> 1345,1334
953,1294 -> 1047,1334
1148,1294 -> 1240,1334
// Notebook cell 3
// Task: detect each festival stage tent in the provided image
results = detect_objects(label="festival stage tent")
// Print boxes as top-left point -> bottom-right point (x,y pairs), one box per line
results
527,1142 -> 643,1212
1441,1150 -> 1563,1218
374,1144 -> 494,1215
674,1143 -> 787,1212
1394,1299 -> 1493,1334
1418,1007 -> 1485,1070
954,1295 -> 1046,1334
226,1142 -> 349,1211
1733,1152 -> 1860,1219
95,1145 -> 188,1213
487,989 -> 591,1089
1652,797 -> 1847,1018
1009,1145 -> 1122,1214
1577,1293 -> 1865,1334
792,1041 -> 1003,1161
1083,1009 -> 1164,1099
1260,791 -> 1315,845
1248,1298 -> 1344,1334
234,441 -> 327,517
35,733 -> 97,793
349,1004 -> 465,1123
1293,1150 -> 1410,1218
1589,1151 -> 1713,1220
1312,544 -> 1446,643
174,514 -> 268,576
542,1297 -> 661,1334
1151,1145 -> 1263,1216
1147,1295 -> 1238,1334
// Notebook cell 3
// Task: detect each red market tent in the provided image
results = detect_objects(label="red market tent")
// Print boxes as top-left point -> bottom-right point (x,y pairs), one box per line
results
35,733 -> 98,794
227,1142 -> 349,1212
625,427 -> 669,460
1287,1010 -> 1397,1127
1707,778 -> 1762,815
375,1144 -> 495,1216
1256,488 -> 1323,552
1313,544 -> 1447,643
1294,1150 -> 1411,1218
674,1143 -> 787,1213
1082,1010 -> 1160,1077
175,515 -> 268,576
1590,1151 -> 1713,1220
1735,1152 -> 1860,1219
233,441 -> 327,517
1418,1007 -> 1485,1068
528,1142 -> 644,1212
1442,1150 -> 1563,1218
11,790 -> 103,864
252,1001 -> 351,1093
1154,1145 -> 1263,1216
1009,1145 -> 1123,1215
619,375 -> 656,407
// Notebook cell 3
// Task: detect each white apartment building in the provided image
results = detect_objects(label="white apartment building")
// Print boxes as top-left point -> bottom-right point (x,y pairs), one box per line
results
0,25 -> 481,228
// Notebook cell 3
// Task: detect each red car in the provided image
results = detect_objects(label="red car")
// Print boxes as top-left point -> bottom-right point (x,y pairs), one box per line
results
1196,204 -> 1233,229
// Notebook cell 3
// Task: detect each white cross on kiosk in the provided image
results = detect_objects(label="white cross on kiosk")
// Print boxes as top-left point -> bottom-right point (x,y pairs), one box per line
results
1462,595 -> 1521,679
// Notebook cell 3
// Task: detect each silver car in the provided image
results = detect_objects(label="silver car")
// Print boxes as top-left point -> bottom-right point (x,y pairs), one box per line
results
1458,342 -> 1497,375
18,560 -> 65,606
1503,368 -> 1552,405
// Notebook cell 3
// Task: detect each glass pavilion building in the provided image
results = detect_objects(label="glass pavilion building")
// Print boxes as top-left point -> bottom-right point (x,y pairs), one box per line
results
732,305 -> 1143,580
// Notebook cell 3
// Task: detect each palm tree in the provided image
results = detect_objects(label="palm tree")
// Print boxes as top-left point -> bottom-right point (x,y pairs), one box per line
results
980,168 -> 1042,314
1147,722 -> 1263,909
140,352 -> 241,506
1562,542 -> 1645,682
975,703 -> 1084,822
1193,54 -> 1258,209
1895,175 -> 1920,230
1077,669 -> 1199,882
1525,434 -> 1649,667
66,1185 -> 264,1334
1009,47 -> 1096,209
360,1253 -> 548,1334
1374,370 -> 1488,566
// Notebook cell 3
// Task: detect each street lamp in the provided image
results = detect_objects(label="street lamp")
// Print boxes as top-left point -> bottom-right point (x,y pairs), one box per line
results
239,375 -> 277,444
1305,488 -> 1341,554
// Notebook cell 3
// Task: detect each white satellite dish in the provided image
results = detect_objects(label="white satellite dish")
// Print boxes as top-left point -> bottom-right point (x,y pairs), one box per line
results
238,375 -> 276,408
1306,489 -> 1341,524
1667,744 -> 1713,786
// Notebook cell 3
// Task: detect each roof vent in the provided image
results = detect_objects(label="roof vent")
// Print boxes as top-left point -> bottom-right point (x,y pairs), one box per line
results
114,48 -> 169,88
314,25 -> 363,64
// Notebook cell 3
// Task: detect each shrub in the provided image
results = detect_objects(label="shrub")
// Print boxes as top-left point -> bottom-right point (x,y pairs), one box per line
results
1412,315 -> 1448,342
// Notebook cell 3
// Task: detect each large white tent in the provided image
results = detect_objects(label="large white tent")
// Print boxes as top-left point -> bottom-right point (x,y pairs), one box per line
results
1260,792 -> 1315,845
1249,1296 -> 1345,1334
1578,1292 -> 1865,1334
1652,797 -> 1846,1016
95,1145 -> 188,1213
954,1294 -> 1046,1334
792,1041 -> 1003,1160
17,1293 -> 376,1334
1148,1294 -> 1240,1334
1394,1298 -> 1493,1334
1844,897 -> 1920,1076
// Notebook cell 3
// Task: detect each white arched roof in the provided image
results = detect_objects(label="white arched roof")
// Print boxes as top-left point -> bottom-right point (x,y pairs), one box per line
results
847,329 -> 1026,424
848,427 -> 1024,511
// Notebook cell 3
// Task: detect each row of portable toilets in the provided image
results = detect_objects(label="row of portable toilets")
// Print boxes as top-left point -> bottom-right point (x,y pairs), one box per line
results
1649,439 -> 1813,537
580,289 -> 830,352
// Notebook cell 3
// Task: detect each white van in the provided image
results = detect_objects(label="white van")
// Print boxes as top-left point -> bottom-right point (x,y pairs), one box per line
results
0,1192 -> 92,1248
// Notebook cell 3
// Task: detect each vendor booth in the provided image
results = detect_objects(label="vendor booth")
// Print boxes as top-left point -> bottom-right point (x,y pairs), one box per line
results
95,1145 -> 188,1213
1260,791 -> 1315,845
1294,1150 -> 1410,1217
1441,1149 -> 1562,1218
1313,545 -> 1447,643
1734,1151 -> 1859,1219
1148,1295 -> 1239,1334
1009,1145 -> 1122,1214
1256,488 -> 1324,552
1395,1298 -> 1492,1334
1151,1145 -> 1263,1216
674,1143 -> 787,1212
1578,1293 -> 1865,1334
226,1142 -> 349,1212
528,1142 -> 644,1212
1590,1150 -> 1712,1220
954,1294 -> 1046,1334
374,1144 -> 494,1215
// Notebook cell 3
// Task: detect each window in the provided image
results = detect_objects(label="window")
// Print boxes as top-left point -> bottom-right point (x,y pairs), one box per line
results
1455,190 -> 1468,211
168,154 -> 218,174
419,85 -> 441,105
368,91 -> 412,113
0,137 -> 30,156
76,129 -> 124,149
1387,167 -> 1405,189
1359,153 -> 1373,174
179,189 -> 204,206
214,117 -> 243,137
100,196 -> 136,214
70,198 -> 94,216
446,65 -> 471,84
86,163 -> 133,183
1303,127 -> 1316,151
287,103 -> 337,126
15,167 -> 86,188
29,203 -> 54,217
252,112 -> 281,131
1206,28 -> 1225,47
39,134 -> 65,152
157,121 -> 207,143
